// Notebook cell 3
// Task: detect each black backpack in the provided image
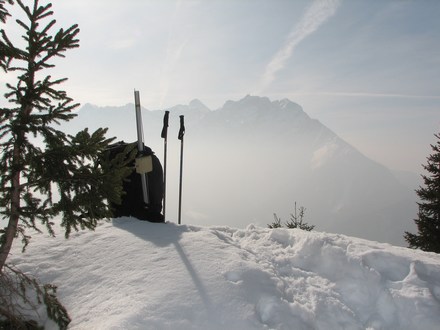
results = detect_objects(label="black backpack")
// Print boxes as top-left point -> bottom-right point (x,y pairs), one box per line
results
107,141 -> 164,222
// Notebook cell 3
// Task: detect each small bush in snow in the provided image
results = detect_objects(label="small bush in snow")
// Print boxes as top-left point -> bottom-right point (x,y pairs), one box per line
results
268,202 -> 315,231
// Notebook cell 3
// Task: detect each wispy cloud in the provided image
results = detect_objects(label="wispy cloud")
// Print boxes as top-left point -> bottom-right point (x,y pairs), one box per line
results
313,92 -> 440,99
159,0 -> 187,108
257,0 -> 342,93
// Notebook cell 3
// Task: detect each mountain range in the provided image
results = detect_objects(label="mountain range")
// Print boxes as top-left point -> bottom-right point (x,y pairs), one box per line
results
63,95 -> 418,246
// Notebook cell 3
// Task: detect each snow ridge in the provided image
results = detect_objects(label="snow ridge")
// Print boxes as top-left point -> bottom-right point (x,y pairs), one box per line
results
9,219 -> 440,329
216,224 -> 440,329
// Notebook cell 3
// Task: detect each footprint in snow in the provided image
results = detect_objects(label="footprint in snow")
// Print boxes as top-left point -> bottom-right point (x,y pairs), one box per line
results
225,271 -> 242,284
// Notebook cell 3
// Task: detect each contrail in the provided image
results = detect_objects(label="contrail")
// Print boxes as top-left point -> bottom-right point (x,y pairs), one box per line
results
318,92 -> 440,99
257,0 -> 341,93
159,0 -> 186,108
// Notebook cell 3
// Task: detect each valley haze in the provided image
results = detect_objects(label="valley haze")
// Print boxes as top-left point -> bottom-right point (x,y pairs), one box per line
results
1,0 -> 438,175
64,95 -> 419,246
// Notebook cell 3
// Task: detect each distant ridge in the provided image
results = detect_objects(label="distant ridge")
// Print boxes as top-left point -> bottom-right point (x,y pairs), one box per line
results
65,95 -> 417,245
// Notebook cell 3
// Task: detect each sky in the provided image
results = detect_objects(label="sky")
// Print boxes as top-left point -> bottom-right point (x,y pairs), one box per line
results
1,0 -> 440,173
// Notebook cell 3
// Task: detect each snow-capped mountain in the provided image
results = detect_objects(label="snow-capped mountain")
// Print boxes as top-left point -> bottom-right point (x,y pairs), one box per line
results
64,95 -> 417,246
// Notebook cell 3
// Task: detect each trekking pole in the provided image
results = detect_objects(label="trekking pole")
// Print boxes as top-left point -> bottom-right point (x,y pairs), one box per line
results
134,90 -> 149,206
161,110 -> 170,220
178,115 -> 185,224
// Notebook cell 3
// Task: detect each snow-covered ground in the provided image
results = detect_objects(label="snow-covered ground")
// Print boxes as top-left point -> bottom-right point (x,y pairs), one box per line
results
8,218 -> 440,329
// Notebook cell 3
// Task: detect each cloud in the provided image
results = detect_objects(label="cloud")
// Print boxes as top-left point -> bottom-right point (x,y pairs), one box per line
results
311,142 -> 339,169
314,92 -> 440,99
257,0 -> 342,93
158,0 -> 188,108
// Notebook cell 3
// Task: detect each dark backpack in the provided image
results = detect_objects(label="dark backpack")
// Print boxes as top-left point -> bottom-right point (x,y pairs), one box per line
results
107,141 -> 164,222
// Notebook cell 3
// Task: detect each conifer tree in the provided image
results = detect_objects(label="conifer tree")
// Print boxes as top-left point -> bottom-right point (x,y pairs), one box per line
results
285,203 -> 315,231
0,0 -> 135,271
268,213 -> 282,229
404,132 -> 440,253
0,1 -> 13,23
268,202 -> 315,231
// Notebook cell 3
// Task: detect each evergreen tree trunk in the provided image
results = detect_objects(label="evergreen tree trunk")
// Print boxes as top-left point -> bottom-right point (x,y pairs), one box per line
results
0,104 -> 28,271
0,176 -> 19,271
0,8 -> 36,270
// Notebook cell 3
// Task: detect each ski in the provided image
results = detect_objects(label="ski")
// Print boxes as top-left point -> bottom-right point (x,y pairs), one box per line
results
134,90 -> 149,206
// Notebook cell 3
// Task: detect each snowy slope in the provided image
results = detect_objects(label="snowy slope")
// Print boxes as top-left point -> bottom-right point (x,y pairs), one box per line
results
9,218 -> 440,330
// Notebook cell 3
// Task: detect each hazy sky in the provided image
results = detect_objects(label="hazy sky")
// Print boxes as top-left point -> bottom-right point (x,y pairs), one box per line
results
2,0 -> 440,173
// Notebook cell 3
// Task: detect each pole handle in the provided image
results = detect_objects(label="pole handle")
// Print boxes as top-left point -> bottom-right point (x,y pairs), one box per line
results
178,115 -> 185,140
161,110 -> 169,139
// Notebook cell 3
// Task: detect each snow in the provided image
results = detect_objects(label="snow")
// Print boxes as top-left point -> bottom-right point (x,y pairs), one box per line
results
8,218 -> 440,329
